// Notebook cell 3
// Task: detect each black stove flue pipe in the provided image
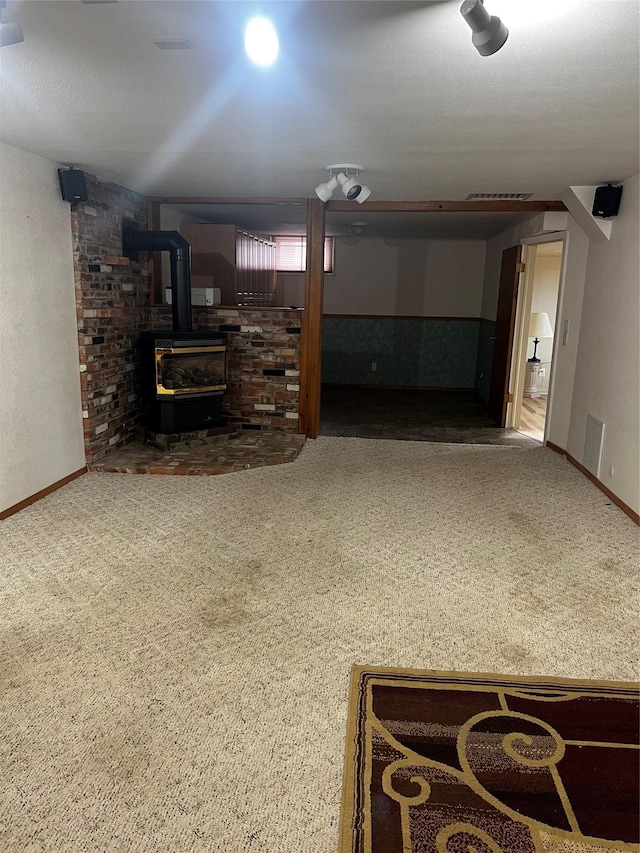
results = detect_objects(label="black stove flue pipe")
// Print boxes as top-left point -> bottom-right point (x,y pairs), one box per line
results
122,224 -> 193,332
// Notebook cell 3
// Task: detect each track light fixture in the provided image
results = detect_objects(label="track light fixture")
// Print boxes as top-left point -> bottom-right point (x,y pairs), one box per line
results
315,175 -> 339,203
0,1 -> 23,47
315,164 -> 371,204
460,0 -> 508,57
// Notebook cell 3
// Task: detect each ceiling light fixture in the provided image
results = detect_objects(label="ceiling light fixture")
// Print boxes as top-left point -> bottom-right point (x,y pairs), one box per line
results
0,1 -> 23,47
348,222 -> 367,235
244,16 -> 279,67
315,176 -> 339,203
460,0 -> 508,57
315,165 -> 372,204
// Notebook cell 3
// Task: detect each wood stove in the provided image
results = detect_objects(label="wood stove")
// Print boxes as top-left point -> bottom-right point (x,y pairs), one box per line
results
140,331 -> 227,433
123,222 -> 228,435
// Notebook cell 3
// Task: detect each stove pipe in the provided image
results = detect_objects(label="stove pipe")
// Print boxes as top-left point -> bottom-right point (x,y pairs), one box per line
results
123,228 -> 193,333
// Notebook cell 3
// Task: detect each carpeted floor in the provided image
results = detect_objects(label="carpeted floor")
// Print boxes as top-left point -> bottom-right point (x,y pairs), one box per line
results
1,437 -> 638,852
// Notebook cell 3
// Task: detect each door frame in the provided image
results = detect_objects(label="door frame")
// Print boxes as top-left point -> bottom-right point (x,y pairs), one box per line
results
506,232 -> 568,441
487,246 -> 523,426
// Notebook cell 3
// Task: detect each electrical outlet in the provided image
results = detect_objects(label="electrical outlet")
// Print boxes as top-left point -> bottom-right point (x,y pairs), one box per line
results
539,367 -> 545,378
371,362 -> 377,372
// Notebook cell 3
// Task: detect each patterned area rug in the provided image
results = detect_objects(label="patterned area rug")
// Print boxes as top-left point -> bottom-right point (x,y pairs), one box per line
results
339,667 -> 640,853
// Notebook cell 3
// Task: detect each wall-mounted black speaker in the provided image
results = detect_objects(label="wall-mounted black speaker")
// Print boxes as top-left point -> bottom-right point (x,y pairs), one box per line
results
592,183 -> 622,219
58,168 -> 88,203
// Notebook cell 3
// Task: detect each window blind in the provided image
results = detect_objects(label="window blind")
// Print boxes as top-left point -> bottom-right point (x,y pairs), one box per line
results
275,236 -> 334,273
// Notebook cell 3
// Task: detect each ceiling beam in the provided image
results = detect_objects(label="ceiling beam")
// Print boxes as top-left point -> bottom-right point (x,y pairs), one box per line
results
146,198 -> 567,213
326,200 -> 568,213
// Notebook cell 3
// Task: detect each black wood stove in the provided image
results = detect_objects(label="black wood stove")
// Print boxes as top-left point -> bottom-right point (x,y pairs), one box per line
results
124,222 -> 227,434
140,330 -> 227,434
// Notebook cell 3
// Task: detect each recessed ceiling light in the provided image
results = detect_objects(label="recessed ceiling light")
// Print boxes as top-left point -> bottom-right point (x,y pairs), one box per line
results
244,16 -> 279,67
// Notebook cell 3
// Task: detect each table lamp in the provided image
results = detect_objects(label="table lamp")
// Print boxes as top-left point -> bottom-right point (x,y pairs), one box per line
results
528,312 -> 554,362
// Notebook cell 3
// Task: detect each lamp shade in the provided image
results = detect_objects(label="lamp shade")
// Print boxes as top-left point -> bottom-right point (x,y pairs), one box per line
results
529,312 -> 554,339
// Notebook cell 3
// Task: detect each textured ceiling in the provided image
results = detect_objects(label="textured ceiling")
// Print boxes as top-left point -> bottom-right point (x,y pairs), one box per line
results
1,0 -> 638,201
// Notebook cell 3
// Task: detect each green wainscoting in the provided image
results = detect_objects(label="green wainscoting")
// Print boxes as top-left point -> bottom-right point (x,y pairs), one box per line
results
475,319 -> 496,402
322,316 -> 480,388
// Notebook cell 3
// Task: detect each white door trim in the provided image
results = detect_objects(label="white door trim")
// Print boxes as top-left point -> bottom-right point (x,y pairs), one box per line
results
506,232 -> 567,443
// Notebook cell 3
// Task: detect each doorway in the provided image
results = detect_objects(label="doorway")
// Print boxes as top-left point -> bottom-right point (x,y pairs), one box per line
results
508,240 -> 564,443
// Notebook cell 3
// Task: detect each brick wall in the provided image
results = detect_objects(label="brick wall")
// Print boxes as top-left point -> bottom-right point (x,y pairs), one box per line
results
71,173 -> 148,462
71,171 -> 302,455
149,307 -> 302,431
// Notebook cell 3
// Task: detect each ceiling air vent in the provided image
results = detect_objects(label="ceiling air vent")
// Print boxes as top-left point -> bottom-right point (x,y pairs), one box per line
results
466,192 -> 533,201
153,39 -> 193,50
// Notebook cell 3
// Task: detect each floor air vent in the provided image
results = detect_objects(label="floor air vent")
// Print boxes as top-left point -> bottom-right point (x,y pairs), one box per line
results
466,193 -> 533,201
583,415 -> 605,477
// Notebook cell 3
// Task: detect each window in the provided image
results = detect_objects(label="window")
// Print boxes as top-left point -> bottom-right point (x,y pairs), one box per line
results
275,236 -> 334,273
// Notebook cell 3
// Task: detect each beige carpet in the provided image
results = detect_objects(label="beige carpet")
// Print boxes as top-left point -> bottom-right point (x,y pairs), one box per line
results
1,437 -> 638,852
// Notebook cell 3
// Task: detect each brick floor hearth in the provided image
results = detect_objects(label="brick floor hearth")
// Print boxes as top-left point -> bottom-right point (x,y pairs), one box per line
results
90,431 -> 306,476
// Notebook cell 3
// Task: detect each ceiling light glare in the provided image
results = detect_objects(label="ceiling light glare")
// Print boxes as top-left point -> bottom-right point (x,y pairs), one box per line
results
488,0 -> 577,26
244,16 -> 279,67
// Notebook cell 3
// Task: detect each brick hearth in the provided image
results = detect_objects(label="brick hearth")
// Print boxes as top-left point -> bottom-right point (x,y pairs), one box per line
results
90,430 -> 306,475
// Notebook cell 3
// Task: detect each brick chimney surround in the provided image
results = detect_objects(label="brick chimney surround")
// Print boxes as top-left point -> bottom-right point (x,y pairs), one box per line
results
72,172 -> 302,465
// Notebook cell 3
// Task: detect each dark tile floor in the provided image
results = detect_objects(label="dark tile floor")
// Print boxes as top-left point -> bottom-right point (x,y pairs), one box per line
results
320,386 -> 541,447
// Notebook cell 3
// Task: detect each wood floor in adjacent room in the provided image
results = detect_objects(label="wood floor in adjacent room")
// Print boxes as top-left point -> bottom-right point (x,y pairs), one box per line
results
517,394 -> 547,443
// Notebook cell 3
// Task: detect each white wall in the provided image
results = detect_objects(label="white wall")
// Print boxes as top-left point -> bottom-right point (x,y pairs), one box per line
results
0,143 -> 85,513
278,236 -> 486,316
567,174 -> 640,514
481,214 -> 547,319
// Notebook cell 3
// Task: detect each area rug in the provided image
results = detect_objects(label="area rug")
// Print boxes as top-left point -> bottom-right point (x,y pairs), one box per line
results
339,666 -> 640,853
